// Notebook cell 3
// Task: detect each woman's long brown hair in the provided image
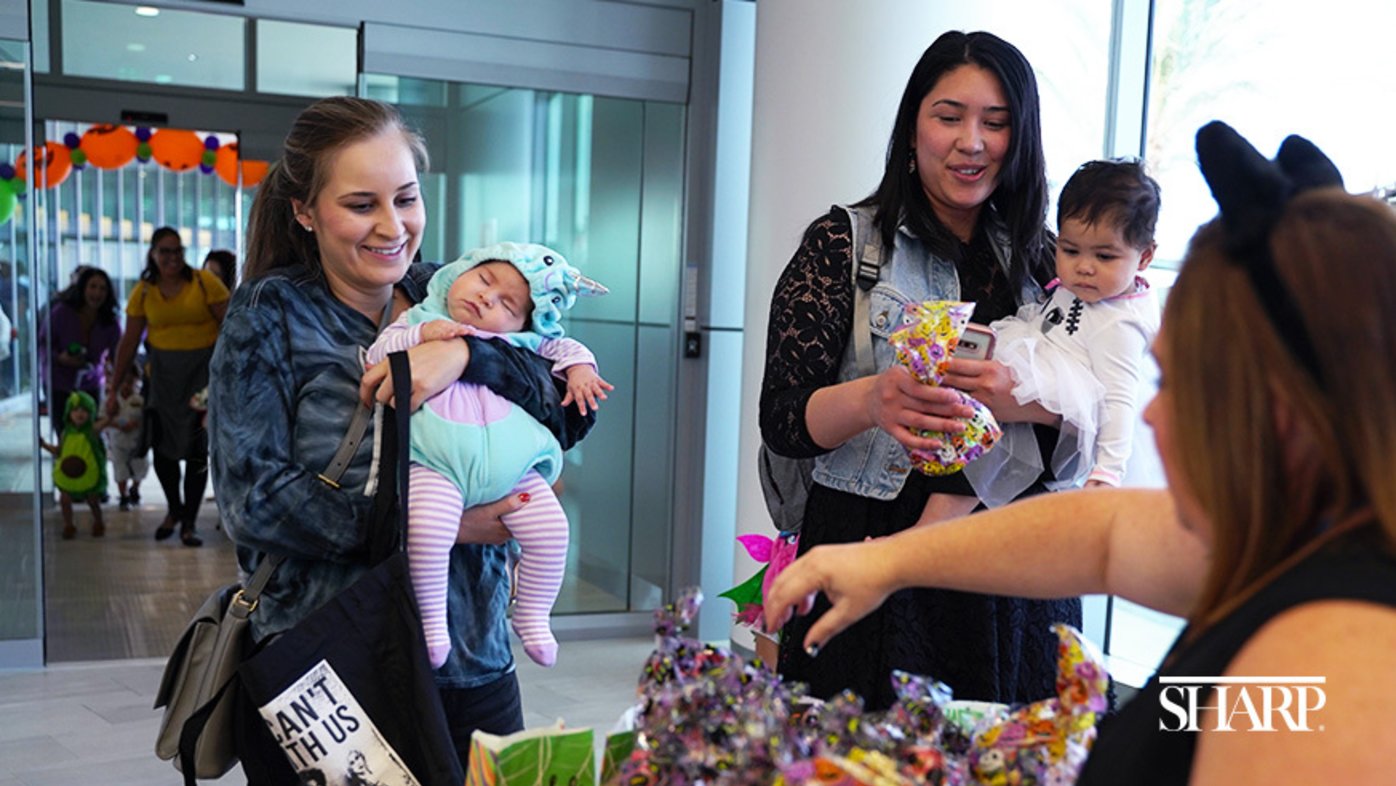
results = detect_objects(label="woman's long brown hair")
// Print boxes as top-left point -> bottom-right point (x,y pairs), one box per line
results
1165,191 -> 1396,641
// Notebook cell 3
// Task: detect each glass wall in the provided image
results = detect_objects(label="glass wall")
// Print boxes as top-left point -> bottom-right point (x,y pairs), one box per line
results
0,37 -> 37,662
366,74 -> 685,614
1106,0 -> 1396,684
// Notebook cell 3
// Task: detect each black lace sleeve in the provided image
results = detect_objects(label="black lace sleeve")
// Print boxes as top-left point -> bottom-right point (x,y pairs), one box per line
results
758,209 -> 855,458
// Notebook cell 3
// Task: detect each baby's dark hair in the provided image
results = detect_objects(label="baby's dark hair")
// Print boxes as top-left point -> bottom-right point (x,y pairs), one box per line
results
1057,158 -> 1161,251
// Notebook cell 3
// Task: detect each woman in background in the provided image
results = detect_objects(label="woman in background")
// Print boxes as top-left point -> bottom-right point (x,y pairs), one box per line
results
202,249 -> 237,293
109,227 -> 229,546
41,266 -> 120,440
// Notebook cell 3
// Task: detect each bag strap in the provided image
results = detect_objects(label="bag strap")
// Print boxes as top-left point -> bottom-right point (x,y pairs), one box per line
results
317,401 -> 374,488
849,225 -> 882,379
175,555 -> 282,786
179,677 -> 233,786
318,303 -> 395,489
363,349 -> 413,563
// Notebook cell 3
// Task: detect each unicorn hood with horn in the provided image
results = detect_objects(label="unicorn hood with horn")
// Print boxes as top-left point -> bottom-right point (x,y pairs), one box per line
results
410,241 -> 608,345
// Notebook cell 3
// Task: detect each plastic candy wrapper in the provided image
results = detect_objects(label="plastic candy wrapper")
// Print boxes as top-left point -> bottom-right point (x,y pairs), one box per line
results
888,301 -> 1002,475
612,588 -> 1108,786
967,624 -> 1111,786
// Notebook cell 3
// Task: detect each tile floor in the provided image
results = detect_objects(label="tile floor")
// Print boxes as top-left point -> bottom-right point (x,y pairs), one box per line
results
0,404 -> 664,785
0,635 -> 657,786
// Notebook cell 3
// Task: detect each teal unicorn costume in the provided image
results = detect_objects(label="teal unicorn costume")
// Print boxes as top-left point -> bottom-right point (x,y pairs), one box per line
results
368,242 -> 606,668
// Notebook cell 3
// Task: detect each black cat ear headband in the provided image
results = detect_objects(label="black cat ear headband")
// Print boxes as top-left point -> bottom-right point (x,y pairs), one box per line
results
1194,120 -> 1344,387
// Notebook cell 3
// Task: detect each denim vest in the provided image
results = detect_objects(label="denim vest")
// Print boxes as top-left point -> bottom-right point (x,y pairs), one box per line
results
810,204 -> 1043,501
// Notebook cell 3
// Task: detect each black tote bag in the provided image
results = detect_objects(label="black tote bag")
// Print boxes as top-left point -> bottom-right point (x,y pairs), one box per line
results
237,351 -> 464,786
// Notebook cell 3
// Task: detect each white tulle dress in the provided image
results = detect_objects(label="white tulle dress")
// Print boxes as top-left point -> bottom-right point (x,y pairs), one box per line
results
963,277 -> 1160,508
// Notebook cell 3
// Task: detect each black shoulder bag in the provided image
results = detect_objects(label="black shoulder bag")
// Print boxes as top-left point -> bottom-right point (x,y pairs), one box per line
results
235,350 -> 464,786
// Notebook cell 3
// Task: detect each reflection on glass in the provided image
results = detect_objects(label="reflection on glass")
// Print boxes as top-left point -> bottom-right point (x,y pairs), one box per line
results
256,20 -> 356,98
369,75 -> 685,614
60,0 -> 245,90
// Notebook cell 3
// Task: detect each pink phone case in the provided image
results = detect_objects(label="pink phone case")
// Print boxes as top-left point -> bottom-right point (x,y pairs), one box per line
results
953,324 -> 996,360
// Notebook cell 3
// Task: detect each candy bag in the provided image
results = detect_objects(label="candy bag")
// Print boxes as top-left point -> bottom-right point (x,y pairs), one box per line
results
967,624 -> 1110,785
888,301 -> 1002,475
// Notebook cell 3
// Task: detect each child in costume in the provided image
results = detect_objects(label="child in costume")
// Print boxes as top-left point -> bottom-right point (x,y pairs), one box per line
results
107,364 -> 150,511
41,391 -> 110,539
923,159 -> 1162,520
366,242 -> 611,668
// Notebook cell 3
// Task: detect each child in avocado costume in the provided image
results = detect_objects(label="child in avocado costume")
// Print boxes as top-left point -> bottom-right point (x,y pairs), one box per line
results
40,391 -> 109,539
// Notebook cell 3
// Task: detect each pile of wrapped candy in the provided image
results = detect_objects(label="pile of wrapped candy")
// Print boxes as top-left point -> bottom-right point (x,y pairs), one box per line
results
612,588 -> 1109,786
887,300 -> 1002,476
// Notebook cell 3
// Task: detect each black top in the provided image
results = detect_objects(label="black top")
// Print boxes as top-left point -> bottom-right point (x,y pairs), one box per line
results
1079,535 -> 1396,785
766,208 -> 1074,709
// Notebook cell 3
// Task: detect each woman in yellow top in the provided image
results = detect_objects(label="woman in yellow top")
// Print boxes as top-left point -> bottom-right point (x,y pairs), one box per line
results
109,227 -> 229,546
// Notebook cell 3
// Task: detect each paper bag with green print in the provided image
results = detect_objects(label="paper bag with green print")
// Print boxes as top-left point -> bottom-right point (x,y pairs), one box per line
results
465,722 -> 595,786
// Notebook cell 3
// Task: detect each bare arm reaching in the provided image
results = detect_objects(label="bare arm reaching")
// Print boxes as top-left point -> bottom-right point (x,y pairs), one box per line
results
764,487 -> 1207,652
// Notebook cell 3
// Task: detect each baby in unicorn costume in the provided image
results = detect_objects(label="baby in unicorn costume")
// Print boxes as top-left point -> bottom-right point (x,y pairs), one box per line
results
367,242 -> 611,668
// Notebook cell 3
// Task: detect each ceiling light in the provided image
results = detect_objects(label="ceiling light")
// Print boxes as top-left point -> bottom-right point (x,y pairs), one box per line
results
186,53 -> 197,62
126,43 -> 146,52
154,74 -> 173,84
135,6 -> 159,17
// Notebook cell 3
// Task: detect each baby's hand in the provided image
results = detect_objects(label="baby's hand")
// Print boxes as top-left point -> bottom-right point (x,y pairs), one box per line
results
420,320 -> 474,343
561,365 -> 614,416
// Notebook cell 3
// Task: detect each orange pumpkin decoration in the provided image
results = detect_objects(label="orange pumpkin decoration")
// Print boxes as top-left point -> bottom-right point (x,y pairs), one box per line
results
80,124 -> 139,170
241,159 -> 269,188
147,128 -> 204,172
214,142 -> 270,188
16,142 -> 73,189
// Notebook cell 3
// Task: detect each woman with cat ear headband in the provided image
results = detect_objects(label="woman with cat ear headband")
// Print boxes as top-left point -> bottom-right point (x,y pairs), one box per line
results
766,121 -> 1396,784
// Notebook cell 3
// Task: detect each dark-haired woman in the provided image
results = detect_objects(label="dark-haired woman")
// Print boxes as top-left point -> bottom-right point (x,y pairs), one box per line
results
109,227 -> 229,546
761,30 -> 1080,710
202,248 -> 237,292
41,266 -> 120,439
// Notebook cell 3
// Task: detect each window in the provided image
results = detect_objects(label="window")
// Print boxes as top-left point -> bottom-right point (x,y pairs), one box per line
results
59,0 -> 245,90
256,20 -> 356,97
1145,0 -> 1396,266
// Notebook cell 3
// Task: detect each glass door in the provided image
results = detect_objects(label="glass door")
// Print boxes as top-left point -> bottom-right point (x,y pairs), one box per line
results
0,37 -> 39,667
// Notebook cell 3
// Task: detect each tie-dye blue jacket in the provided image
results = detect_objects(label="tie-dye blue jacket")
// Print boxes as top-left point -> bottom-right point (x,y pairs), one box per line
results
209,261 -> 592,689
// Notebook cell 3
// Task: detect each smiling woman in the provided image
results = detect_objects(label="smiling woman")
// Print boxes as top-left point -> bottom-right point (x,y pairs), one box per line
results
108,226 -> 229,547
759,29 -> 1079,711
289,131 -> 425,320
212,96 -> 596,782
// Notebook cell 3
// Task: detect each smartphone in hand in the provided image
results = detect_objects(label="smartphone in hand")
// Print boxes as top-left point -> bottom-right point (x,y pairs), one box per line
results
951,324 -> 996,361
